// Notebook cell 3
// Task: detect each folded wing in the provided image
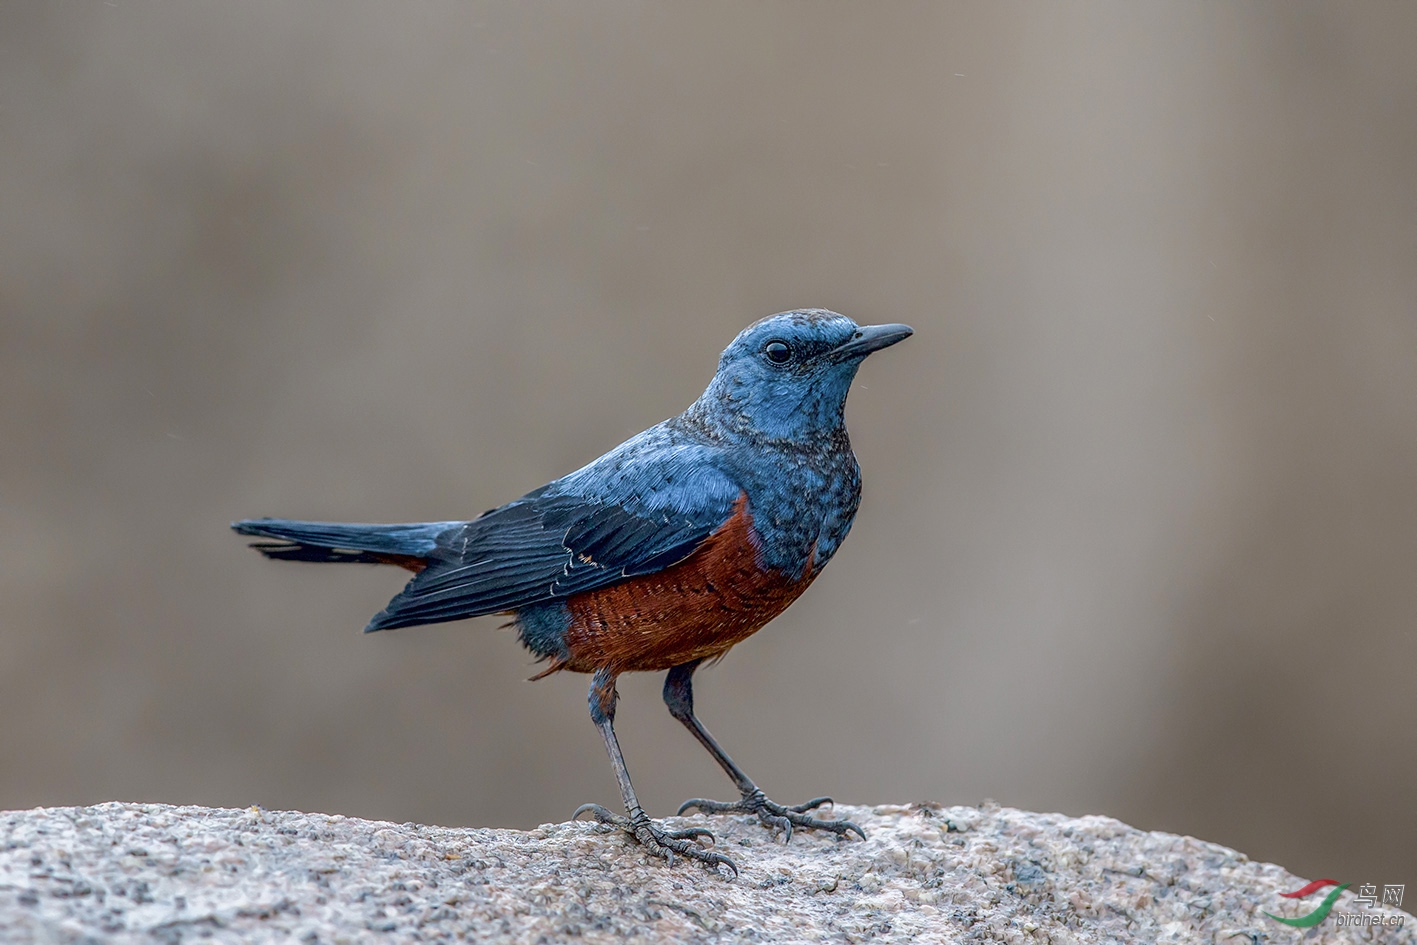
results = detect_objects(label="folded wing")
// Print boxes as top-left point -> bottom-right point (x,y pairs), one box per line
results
365,453 -> 742,632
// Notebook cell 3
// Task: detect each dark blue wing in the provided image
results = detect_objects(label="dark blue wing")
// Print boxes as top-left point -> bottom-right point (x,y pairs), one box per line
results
365,432 -> 741,632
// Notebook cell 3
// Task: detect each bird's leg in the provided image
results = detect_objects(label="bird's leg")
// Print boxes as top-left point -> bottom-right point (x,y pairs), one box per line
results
665,661 -> 865,843
573,667 -> 737,875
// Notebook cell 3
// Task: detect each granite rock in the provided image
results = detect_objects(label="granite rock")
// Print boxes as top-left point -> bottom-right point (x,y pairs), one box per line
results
1,801 -> 1409,943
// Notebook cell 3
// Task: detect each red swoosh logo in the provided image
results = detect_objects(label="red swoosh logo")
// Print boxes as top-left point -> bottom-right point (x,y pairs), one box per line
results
1281,879 -> 1341,899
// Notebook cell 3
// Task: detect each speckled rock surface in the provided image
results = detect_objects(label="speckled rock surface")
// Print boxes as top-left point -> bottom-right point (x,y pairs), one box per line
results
0,801 -> 1409,944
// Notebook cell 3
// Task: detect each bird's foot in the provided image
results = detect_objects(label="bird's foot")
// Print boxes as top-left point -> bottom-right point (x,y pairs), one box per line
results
677,789 -> 866,843
573,803 -> 737,877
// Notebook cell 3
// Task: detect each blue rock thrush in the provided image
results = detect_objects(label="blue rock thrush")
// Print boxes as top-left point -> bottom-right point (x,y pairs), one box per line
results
233,309 -> 912,875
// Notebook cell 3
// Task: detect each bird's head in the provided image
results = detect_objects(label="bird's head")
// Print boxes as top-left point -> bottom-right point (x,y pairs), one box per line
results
688,309 -> 912,442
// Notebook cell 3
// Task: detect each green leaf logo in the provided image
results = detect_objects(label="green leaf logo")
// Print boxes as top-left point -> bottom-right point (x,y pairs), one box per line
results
1265,883 -> 1350,928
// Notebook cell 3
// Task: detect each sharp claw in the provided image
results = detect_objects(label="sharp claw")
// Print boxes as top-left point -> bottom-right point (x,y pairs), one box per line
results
677,798 -> 708,816
842,820 -> 867,841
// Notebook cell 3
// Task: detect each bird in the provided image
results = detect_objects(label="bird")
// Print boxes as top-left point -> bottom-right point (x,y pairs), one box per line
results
233,309 -> 912,875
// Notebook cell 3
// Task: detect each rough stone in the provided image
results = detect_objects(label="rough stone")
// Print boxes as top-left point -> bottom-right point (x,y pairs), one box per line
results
0,801 -> 1409,943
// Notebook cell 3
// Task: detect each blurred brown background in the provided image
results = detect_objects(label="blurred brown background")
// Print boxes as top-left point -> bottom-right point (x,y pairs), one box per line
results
2,2 -> 1413,883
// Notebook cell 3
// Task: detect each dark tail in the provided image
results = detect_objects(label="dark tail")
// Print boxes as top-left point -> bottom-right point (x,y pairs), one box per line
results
231,518 -> 458,571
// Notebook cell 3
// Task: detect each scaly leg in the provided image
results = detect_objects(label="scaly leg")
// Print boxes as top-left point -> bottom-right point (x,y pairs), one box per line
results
573,667 -> 737,876
664,660 -> 865,843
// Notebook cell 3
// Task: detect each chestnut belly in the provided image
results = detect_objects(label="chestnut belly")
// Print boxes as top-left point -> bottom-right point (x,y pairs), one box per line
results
558,565 -> 812,674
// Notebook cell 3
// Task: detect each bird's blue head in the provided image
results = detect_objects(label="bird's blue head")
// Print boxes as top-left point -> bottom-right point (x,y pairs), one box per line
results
686,309 -> 913,442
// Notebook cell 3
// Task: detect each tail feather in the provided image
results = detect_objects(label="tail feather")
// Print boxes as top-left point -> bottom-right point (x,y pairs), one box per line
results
243,541 -> 427,571
231,518 -> 460,569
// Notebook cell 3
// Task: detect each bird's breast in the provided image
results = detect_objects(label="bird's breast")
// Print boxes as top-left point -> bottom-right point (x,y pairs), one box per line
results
736,438 -> 862,577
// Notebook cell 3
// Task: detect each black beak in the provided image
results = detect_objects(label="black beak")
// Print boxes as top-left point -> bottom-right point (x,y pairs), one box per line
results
828,323 -> 914,361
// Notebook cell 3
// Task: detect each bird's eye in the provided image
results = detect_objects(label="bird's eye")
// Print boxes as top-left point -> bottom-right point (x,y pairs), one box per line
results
764,341 -> 792,364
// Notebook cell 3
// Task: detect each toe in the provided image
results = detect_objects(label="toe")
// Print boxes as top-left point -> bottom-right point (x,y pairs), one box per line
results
790,796 -> 834,814
573,803 -> 625,826
754,807 -> 794,843
664,826 -> 717,845
677,797 -> 740,816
